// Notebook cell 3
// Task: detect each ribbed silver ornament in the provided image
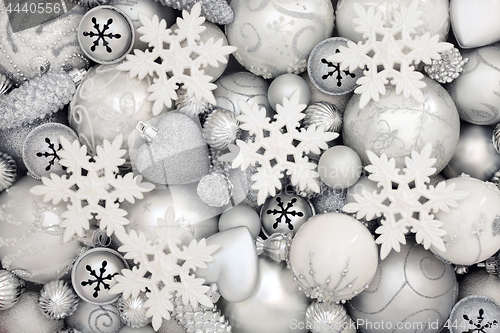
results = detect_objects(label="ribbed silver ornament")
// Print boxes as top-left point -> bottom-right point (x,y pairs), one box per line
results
304,102 -> 342,133
0,152 -> 17,192
202,108 -> 239,150
117,294 -> 151,328
38,280 -> 79,320
173,294 -> 231,333
0,269 -> 26,310
493,123 -> 500,154
305,301 -> 348,333
0,73 -> 13,96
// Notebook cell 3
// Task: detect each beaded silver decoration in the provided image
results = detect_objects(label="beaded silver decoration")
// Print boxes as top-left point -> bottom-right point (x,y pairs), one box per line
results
39,280 -> 79,320
197,172 -> 232,207
0,152 -> 17,192
424,48 -> 468,84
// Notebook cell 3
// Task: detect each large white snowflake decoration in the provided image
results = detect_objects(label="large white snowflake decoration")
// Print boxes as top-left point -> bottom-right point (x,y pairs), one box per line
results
326,0 -> 453,108
224,90 -> 339,205
343,143 -> 469,259
110,207 -> 220,331
30,135 -> 154,243
117,3 -> 237,116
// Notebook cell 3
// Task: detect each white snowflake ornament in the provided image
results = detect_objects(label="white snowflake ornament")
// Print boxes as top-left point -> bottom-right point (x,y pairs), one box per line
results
110,207 -> 220,331
327,0 -> 453,108
223,90 -> 339,205
30,135 -> 155,243
117,3 -> 237,116
343,143 -> 469,259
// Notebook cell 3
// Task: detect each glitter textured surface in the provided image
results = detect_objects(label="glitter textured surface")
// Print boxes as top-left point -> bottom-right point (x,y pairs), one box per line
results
154,0 -> 234,25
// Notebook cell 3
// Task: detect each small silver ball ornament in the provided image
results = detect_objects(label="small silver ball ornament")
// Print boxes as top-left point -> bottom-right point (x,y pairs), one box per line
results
306,301 -> 348,333
0,152 -> 17,192
304,102 -> 342,133
0,269 -> 26,310
117,293 -> 151,328
202,108 -> 239,150
39,280 -> 79,320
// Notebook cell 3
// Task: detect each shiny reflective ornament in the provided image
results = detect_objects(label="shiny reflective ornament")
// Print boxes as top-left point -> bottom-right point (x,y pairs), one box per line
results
196,227 -> 259,303
424,48 -> 468,84
260,191 -> 314,236
343,76 -> 459,173
226,0 -> 335,79
306,301 -> 348,333
307,37 -> 362,96
78,6 -> 135,64
117,293 -> 151,328
318,146 -> 362,189
448,296 -> 500,333
0,270 -> 25,310
219,257 -> 311,333
450,0 -> 500,48
22,123 -> 79,180
0,152 -> 16,192
218,204 -> 261,239
65,299 -> 123,333
0,176 -> 83,284
175,89 -> 213,118
336,0 -> 450,43
304,102 -> 342,133
72,248 -> 129,305
267,73 -> 311,110
442,122 -> 500,181
447,45 -> 500,125
213,72 -> 272,117
109,0 -> 177,51
69,63 -> 157,160
431,176 -> 500,266
38,280 -> 79,320
349,240 -> 457,333
202,108 -> 239,150
256,232 -> 293,263
289,213 -> 378,302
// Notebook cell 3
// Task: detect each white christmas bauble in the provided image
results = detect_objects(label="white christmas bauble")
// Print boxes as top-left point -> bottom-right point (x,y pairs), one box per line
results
431,176 -> 500,266
336,0 -> 450,43
219,204 -> 261,239
318,145 -> 362,189
348,240 -> 458,333
345,176 -> 379,204
267,73 -> 311,110
342,76 -> 459,173
69,63 -> 161,159
65,300 -> 123,333
447,45 -> 500,125
0,176 -> 83,284
288,212 -> 378,302
226,0 -> 335,79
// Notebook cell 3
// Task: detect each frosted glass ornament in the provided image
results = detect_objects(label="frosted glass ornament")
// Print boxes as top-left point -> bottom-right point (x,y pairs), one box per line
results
431,177 -> 500,266
0,176 -> 83,284
226,0 -> 335,79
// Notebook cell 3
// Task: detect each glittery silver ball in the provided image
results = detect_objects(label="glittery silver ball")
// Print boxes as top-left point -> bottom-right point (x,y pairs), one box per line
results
197,173 -> 232,207
304,102 -> 342,133
117,293 -> 151,328
0,270 -> 26,310
0,152 -> 17,192
310,181 -> 347,214
38,280 -> 79,320
0,73 -> 13,96
202,108 -> 239,150
306,301 -> 348,333
424,48 -> 468,84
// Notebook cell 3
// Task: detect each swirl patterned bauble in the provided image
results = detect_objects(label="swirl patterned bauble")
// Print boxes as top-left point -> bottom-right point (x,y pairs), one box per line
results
447,44 -> 500,125
348,240 -> 458,333
226,0 -> 335,79
65,300 -> 123,333
342,76 -> 459,173
0,176 -> 83,284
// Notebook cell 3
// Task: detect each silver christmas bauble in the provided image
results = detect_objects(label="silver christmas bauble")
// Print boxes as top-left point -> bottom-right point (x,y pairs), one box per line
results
65,299 -> 123,333
306,301 -> 348,333
267,73 -> 311,110
0,152 -> 17,192
117,293 -> 151,328
38,280 -> 79,320
448,296 -> 500,333
0,270 -> 25,310
310,181 -> 347,214
458,269 -> 500,304
202,108 -> 239,150
304,102 -> 343,133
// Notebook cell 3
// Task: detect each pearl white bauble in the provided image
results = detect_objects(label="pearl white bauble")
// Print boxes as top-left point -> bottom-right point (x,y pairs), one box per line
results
342,76 -> 459,173
0,176 -> 83,284
226,0 -> 335,79
348,240 -> 458,333
288,212 -> 378,302
267,73 -> 311,110
219,204 -> 261,239
345,177 -> 379,204
318,145 -> 362,189
431,176 -> 500,266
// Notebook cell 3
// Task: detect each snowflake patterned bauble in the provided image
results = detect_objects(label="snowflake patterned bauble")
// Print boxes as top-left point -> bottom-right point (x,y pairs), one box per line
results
342,75 -> 459,173
117,3 -> 237,116
348,240 -> 457,333
448,296 -> 500,333
110,206 -> 220,331
226,0 -> 335,79
446,44 -> 500,125
224,90 -> 338,205
343,143 -> 470,259
260,190 -> 315,237
0,176 -> 83,284
328,0 -> 453,108
30,135 -> 155,243
430,176 -> 500,266
69,63 -> 162,162
288,212 -> 378,303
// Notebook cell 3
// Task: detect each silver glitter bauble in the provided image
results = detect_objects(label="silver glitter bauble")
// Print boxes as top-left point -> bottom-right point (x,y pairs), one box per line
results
197,173 -> 232,208
304,102 -> 342,133
172,294 -> 231,333
306,301 -> 348,333
0,152 -> 17,192
39,280 -> 79,320
0,269 -> 26,310
117,293 -> 151,328
424,48 -> 468,84
202,109 -> 238,150
310,181 -> 347,214
0,73 -> 13,96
